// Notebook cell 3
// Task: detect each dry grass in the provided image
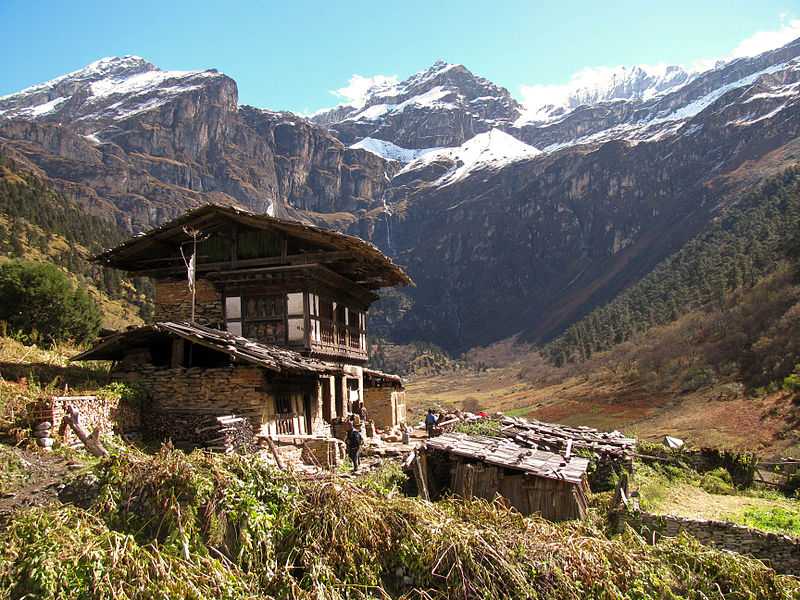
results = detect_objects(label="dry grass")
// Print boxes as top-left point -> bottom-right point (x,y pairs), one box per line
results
2,446 -> 798,599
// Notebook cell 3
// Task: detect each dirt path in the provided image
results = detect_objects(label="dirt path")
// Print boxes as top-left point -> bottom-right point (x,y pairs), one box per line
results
0,445 -> 73,528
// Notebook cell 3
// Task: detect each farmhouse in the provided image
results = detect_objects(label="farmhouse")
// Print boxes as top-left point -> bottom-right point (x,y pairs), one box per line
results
74,204 -> 412,443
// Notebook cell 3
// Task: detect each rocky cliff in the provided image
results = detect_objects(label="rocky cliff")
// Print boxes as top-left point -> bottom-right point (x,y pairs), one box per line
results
3,42 -> 800,353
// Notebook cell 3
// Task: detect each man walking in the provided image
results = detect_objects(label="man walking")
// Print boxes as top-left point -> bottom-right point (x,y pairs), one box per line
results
425,409 -> 437,438
346,417 -> 363,473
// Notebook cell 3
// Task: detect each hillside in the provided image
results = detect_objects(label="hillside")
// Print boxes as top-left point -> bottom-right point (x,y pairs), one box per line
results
406,264 -> 800,455
1,40 -> 800,353
0,156 -> 150,330
544,167 -> 800,366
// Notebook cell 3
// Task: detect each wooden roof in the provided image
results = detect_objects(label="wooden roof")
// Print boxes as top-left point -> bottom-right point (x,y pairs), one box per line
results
424,432 -> 589,485
363,367 -> 404,388
93,204 -> 413,289
500,416 -> 636,460
72,321 -> 339,375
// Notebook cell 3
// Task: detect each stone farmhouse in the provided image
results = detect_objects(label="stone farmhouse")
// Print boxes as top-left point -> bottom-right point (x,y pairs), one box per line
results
74,204 -> 411,443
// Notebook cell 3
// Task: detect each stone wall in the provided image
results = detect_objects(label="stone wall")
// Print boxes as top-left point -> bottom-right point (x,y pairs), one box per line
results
365,387 -> 406,429
154,278 -> 223,325
31,393 -> 141,443
622,510 -> 800,575
115,363 -> 327,440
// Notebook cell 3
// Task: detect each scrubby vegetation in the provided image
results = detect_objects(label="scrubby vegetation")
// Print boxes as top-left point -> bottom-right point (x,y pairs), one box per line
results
545,168 -> 800,375
0,156 -> 153,324
1,446 -> 798,599
0,259 -> 102,345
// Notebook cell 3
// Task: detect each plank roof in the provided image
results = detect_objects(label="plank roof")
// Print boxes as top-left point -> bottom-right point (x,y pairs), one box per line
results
500,416 -> 636,460
92,204 -> 412,289
424,432 -> 589,485
363,367 -> 404,388
72,321 -> 338,375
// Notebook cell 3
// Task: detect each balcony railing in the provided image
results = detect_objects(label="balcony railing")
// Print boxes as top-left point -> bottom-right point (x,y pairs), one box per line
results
275,414 -> 299,435
314,318 -> 366,357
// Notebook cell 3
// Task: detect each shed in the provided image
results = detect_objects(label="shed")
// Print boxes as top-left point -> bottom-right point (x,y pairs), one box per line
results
362,368 -> 406,429
420,432 -> 590,521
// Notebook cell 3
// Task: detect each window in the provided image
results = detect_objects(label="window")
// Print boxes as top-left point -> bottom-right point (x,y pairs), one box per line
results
308,296 -> 367,352
225,297 -> 242,336
226,293 -> 285,344
287,292 -> 305,343
276,392 -> 293,414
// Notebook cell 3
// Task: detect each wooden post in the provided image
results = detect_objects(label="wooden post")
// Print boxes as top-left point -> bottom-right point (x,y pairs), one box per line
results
61,404 -> 108,457
414,450 -> 430,501
266,435 -> 285,470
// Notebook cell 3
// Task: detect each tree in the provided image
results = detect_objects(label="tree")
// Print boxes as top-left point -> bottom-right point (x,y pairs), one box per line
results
0,259 -> 101,345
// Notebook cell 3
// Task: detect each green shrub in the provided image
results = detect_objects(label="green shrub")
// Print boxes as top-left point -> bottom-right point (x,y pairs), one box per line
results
782,364 -> 800,391
700,467 -> 735,495
0,259 -> 101,345
453,418 -> 501,437
736,506 -> 800,536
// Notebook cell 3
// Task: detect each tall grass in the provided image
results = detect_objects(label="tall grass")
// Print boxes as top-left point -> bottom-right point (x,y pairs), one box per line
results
0,446 -> 797,599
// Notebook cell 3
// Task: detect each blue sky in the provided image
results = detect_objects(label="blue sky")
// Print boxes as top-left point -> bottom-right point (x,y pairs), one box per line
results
2,0 -> 799,113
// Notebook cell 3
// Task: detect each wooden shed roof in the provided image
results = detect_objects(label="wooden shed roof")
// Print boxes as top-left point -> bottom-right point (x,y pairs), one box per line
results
72,321 -> 338,375
424,432 -> 589,485
363,367 -> 404,388
500,416 -> 636,460
93,204 -> 413,289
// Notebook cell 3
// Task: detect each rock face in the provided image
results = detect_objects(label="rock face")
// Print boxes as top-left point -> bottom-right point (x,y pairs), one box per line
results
3,42 -> 800,353
0,56 -> 395,230
311,60 -> 523,148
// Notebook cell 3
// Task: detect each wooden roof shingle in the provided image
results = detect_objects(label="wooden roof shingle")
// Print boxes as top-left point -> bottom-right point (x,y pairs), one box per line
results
424,432 -> 589,485
72,321 -> 339,375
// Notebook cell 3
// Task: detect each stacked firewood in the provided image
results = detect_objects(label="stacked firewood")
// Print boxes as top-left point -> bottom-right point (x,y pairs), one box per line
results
196,415 -> 255,454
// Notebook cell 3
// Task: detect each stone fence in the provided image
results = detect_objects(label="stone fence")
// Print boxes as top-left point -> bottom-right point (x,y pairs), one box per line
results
617,510 -> 800,575
30,393 -> 142,447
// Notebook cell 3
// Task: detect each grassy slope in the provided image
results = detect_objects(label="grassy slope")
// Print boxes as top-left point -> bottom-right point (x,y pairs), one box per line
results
406,268 -> 800,455
634,463 -> 800,536
0,162 -> 146,331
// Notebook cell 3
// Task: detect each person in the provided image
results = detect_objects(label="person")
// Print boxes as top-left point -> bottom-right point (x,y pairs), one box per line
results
346,418 -> 363,473
359,402 -> 368,424
425,409 -> 437,438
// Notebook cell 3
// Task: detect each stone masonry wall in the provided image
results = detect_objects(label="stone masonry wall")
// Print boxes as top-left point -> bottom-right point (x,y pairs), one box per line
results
623,510 -> 800,575
365,387 -> 394,429
154,279 -> 223,326
31,394 -> 141,443
116,364 -> 272,440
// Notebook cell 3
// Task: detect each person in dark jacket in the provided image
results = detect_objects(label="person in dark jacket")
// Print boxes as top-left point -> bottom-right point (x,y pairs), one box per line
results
346,417 -> 363,473
425,409 -> 437,438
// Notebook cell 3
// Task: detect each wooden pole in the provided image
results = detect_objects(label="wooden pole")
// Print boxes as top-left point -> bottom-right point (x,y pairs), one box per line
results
266,435 -> 285,470
61,404 -> 108,457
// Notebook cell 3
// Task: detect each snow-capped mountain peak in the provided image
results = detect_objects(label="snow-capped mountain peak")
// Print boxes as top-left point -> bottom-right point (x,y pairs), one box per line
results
518,63 -> 700,124
0,55 -> 225,125
398,129 -> 541,186
311,60 -> 523,148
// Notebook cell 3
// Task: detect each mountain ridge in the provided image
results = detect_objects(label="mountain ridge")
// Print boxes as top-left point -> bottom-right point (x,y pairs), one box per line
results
2,40 -> 800,353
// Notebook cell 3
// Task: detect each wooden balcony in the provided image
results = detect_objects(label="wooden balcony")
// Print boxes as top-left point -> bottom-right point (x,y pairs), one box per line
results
312,318 -> 367,361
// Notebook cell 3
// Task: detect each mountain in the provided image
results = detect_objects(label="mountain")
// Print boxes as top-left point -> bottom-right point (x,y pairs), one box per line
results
518,63 -> 699,123
2,41 -> 800,354
0,56 -> 396,231
310,60 -> 523,149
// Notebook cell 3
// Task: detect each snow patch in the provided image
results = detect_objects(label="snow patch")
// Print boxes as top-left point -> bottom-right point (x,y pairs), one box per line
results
23,96 -> 68,116
350,137 -> 443,163
399,129 -> 542,186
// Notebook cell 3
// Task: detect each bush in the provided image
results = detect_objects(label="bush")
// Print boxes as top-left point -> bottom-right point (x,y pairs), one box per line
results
700,467 -> 735,495
0,259 -> 101,345
2,447 -> 799,599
